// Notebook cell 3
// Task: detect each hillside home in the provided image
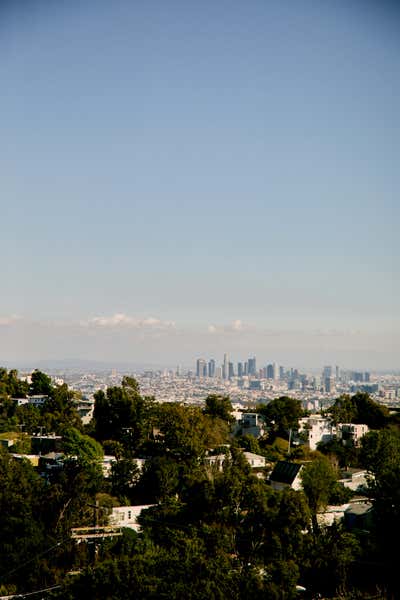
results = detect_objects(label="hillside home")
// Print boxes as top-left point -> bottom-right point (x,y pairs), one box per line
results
337,423 -> 369,447
233,412 -> 266,438
269,461 -> 303,491
109,505 -> 155,531
298,415 -> 335,450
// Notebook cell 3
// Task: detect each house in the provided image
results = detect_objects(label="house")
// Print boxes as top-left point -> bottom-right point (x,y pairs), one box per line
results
0,435 -> 19,448
204,450 -> 266,472
243,451 -> 266,468
30,434 -> 62,455
109,505 -> 155,531
233,412 -> 266,438
11,453 -> 40,467
317,503 -> 350,527
101,456 -> 147,478
344,501 -> 373,530
269,461 -> 303,491
337,423 -> 369,447
298,415 -> 335,450
338,468 -> 369,492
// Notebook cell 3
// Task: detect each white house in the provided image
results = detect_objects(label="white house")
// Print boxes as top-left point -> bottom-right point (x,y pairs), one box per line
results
298,415 -> 335,450
204,450 -> 266,471
13,395 -> 49,407
101,456 -> 147,479
233,412 -> 266,438
243,451 -> 266,468
338,468 -> 370,491
337,423 -> 369,447
109,505 -> 155,531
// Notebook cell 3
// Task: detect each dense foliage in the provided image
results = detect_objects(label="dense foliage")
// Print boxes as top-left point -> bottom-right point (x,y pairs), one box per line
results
0,369 -> 398,598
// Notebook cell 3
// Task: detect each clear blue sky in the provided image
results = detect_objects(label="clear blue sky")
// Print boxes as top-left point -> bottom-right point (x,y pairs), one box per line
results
1,0 -> 399,369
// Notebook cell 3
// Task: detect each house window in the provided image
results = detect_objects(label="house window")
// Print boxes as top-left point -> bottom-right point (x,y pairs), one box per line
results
128,511 -> 132,520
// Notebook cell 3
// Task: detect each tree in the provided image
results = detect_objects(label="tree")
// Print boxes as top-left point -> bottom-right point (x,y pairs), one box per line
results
0,448 -> 47,592
111,457 -> 141,503
155,403 -> 229,463
62,427 -> 104,465
42,384 -> 82,433
121,376 -> 140,395
259,397 -> 302,437
359,428 -> 400,593
29,369 -> 53,396
203,395 -> 234,423
304,522 -> 360,597
93,384 -> 153,452
301,456 -> 337,531
330,393 -> 389,429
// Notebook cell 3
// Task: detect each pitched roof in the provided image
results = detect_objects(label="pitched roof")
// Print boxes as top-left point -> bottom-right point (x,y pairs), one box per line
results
270,461 -> 302,484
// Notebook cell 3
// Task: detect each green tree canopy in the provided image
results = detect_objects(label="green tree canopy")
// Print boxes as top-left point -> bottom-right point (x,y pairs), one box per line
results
301,456 -> 337,530
329,393 -> 389,429
258,396 -> 302,436
203,394 -> 234,423
93,383 -> 153,452
29,369 -> 53,396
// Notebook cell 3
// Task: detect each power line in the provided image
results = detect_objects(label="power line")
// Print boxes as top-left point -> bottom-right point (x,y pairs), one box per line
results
0,584 -> 61,599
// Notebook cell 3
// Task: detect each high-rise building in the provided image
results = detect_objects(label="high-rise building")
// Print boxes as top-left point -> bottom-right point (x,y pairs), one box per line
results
228,362 -> 235,379
279,366 -> 285,380
272,362 -> 278,380
237,362 -> 243,377
244,362 -> 248,376
223,353 -> 229,380
208,359 -> 216,378
324,376 -> 335,393
248,357 -> 257,376
323,366 -> 332,379
335,365 -> 340,380
364,372 -> 370,383
265,363 -> 278,380
196,359 -> 207,378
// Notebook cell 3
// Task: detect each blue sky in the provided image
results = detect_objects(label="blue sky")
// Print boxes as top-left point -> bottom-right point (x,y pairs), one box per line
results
1,0 -> 399,368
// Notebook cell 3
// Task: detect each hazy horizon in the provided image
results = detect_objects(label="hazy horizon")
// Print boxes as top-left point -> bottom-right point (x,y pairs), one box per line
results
1,1 -> 398,369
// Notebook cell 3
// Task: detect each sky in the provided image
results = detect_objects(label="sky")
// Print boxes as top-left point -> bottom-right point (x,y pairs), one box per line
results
0,0 -> 399,370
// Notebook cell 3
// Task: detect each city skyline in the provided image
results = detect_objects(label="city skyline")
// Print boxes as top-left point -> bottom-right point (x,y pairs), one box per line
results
1,1 -> 399,368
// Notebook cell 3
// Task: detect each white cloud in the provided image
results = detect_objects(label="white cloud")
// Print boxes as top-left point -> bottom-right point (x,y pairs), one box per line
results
82,313 -> 176,330
0,315 -> 21,326
207,320 -> 247,334
232,319 -> 243,331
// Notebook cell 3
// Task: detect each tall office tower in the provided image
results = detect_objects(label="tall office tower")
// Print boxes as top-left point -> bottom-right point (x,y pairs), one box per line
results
215,366 -> 223,379
196,359 -> 207,378
208,359 -> 216,378
279,366 -> 285,380
237,362 -> 243,377
272,362 -> 278,380
223,353 -> 229,380
262,367 -> 267,379
335,365 -> 340,380
323,366 -> 332,379
364,372 -> 370,382
266,364 -> 274,379
176,365 -> 181,377
228,362 -> 235,379
324,376 -> 335,393
244,362 -> 248,375
248,357 -> 257,375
